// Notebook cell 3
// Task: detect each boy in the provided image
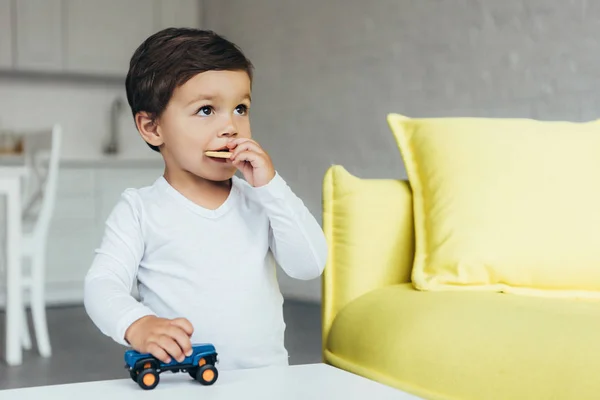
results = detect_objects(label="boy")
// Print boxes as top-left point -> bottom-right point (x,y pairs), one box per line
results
83,28 -> 327,371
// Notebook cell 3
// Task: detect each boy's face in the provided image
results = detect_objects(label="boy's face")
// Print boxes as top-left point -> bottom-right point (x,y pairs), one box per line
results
142,70 -> 252,182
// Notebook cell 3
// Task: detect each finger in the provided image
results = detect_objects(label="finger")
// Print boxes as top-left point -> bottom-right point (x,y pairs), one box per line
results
231,158 -> 252,172
232,142 -> 263,157
231,143 -> 249,158
226,138 -> 245,150
229,137 -> 257,145
170,318 -> 194,336
167,325 -> 193,357
231,145 -> 264,163
231,149 -> 262,166
158,334 -> 185,363
146,342 -> 171,364
231,157 -> 249,170
227,138 -> 260,151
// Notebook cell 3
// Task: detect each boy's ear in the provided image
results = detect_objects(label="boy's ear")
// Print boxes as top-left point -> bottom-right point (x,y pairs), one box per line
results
135,111 -> 164,148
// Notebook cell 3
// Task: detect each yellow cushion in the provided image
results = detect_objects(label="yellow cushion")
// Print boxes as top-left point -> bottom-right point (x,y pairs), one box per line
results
321,165 -> 415,344
326,283 -> 600,400
387,113 -> 600,297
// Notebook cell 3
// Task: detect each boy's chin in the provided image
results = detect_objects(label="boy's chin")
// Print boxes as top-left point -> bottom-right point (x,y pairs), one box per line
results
197,168 -> 237,182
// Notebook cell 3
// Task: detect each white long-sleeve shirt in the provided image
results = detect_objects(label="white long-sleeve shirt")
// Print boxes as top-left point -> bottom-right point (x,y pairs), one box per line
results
83,172 -> 327,370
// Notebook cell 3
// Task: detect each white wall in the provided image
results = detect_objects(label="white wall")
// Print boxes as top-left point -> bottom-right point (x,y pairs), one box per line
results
203,0 -> 600,302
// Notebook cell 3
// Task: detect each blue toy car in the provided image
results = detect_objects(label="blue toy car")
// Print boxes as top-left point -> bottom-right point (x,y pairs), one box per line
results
124,343 -> 219,390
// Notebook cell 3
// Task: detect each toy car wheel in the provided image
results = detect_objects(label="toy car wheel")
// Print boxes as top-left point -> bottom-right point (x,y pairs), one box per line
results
129,369 -> 138,382
136,360 -> 158,371
196,364 -> 218,385
188,355 -> 214,379
137,368 -> 160,390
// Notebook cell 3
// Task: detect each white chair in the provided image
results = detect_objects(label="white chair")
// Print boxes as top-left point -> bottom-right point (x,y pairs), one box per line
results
12,125 -> 62,358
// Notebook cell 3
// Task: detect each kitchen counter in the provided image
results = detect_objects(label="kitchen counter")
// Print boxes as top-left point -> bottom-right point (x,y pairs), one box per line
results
0,154 -> 164,169
61,156 -> 164,168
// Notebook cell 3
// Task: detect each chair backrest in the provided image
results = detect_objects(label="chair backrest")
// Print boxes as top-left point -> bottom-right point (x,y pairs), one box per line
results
20,125 -> 62,238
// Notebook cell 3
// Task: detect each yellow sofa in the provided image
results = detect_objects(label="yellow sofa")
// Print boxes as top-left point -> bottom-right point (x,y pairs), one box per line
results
321,164 -> 600,400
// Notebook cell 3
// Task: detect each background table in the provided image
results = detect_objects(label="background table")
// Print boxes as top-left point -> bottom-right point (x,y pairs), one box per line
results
0,363 -> 422,399
0,166 -> 26,366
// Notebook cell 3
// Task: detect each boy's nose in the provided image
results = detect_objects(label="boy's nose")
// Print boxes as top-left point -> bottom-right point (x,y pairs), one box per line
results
218,118 -> 237,137
218,129 -> 237,137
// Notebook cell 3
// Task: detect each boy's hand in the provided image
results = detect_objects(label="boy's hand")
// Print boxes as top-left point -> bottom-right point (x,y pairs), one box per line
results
124,315 -> 194,363
227,139 -> 275,187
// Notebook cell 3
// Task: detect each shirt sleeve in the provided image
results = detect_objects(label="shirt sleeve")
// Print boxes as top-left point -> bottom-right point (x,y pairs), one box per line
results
83,189 -> 156,346
250,172 -> 328,280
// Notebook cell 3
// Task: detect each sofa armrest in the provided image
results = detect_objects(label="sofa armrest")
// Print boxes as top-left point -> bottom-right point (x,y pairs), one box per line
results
321,165 -> 415,351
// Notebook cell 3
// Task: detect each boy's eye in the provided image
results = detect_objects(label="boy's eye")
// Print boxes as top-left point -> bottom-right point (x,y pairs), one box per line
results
196,106 -> 213,116
235,104 -> 249,115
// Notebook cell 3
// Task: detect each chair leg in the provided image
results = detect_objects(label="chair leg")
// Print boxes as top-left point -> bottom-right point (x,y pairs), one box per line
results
0,236 -> 29,350
31,252 -> 51,357
21,304 -> 32,350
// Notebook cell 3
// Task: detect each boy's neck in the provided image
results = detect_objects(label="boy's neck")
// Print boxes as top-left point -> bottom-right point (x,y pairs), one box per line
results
163,167 -> 232,210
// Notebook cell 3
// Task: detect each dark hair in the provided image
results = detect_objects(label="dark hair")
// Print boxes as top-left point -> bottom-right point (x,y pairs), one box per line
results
125,28 -> 254,152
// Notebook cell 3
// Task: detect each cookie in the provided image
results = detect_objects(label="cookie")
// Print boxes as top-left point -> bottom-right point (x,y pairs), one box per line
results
205,151 -> 232,159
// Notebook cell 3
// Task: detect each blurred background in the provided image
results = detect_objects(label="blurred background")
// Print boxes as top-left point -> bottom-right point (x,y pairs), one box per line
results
0,0 -> 598,390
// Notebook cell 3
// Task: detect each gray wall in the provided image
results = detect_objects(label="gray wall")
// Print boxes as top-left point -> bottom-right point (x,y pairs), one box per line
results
204,0 -> 600,302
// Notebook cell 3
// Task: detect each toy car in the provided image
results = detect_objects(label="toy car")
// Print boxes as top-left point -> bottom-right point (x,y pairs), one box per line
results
124,343 -> 219,390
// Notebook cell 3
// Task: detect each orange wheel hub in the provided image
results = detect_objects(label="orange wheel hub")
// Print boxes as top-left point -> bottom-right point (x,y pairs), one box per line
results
202,369 -> 215,382
143,373 -> 156,386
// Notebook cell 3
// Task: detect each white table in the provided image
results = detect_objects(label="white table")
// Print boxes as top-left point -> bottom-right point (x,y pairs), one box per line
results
0,363 -> 422,399
0,167 -> 26,366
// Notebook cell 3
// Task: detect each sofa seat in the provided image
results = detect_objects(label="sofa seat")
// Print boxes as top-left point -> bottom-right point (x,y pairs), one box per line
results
325,283 -> 600,400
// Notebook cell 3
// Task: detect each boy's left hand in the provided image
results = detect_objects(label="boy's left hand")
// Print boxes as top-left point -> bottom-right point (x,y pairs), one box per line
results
227,138 -> 275,187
